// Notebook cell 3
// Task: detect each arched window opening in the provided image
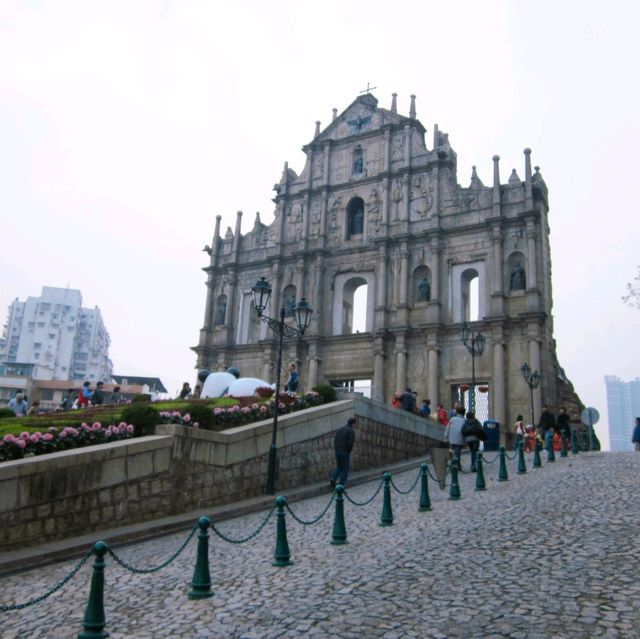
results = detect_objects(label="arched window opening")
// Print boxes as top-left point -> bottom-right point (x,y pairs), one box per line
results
341,276 -> 368,334
347,197 -> 364,239
461,269 -> 480,322
352,284 -> 368,333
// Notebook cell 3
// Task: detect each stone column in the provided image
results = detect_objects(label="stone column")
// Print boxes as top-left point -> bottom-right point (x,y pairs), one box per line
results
375,243 -> 388,330
524,148 -> 533,210
373,339 -> 385,402
526,222 -> 538,290
383,128 -> 391,172
395,334 -> 407,392
382,177 -> 390,226
398,241 -> 409,314
312,255 -> 324,334
401,174 -> 410,222
492,339 -> 506,437
225,271 -> 237,327
430,237 -> 441,302
492,226 -> 503,296
427,347 -> 439,407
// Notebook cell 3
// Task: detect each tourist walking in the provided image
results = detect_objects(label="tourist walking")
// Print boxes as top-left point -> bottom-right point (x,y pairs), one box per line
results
632,417 -> 640,452
437,404 -> 448,426
400,388 -> 417,413
8,392 -> 28,417
419,399 -> 432,418
77,381 -> 92,408
285,363 -> 299,393
538,405 -> 556,452
462,410 -> 486,472
445,405 -> 466,467
557,406 -> 571,448
514,415 -> 526,451
178,382 -> 192,400
110,386 -> 122,404
330,417 -> 356,489
91,381 -> 105,406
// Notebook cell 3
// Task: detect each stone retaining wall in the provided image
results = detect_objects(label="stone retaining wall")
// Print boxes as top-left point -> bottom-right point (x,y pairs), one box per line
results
0,397 -> 445,551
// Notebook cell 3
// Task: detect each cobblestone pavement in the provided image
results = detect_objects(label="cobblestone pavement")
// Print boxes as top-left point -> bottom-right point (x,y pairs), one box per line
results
2,451 -> 640,639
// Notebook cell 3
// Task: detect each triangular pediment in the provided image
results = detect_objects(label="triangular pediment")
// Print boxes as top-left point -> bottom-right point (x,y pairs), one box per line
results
309,94 -> 417,147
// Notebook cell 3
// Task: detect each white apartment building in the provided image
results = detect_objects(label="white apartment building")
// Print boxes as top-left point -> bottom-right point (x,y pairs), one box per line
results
0,287 -> 113,383
605,375 -> 640,451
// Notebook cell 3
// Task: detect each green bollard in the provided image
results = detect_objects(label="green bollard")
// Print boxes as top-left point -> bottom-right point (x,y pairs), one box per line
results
330,485 -> 348,545
380,472 -> 394,526
475,453 -> 486,491
188,516 -> 214,599
517,442 -> 527,475
533,439 -> 542,468
449,459 -> 461,500
560,435 -> 568,458
498,446 -> 508,482
571,429 -> 579,454
547,440 -> 556,462
418,463 -> 432,512
78,541 -> 109,639
272,497 -> 294,565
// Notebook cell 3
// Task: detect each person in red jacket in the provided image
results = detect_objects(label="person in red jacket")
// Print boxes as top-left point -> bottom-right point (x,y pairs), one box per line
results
77,381 -> 92,408
437,404 -> 449,426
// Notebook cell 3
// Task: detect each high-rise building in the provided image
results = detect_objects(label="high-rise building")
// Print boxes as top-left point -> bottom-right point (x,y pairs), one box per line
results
0,286 -> 112,382
605,375 -> 640,451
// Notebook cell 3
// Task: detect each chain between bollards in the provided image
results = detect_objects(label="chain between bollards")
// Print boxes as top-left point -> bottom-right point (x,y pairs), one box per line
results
272,496 -> 293,566
77,541 -> 109,639
188,516 -> 214,599
331,484 -> 348,545
548,438 -> 556,462
475,453 -> 486,491
418,463 -> 432,511
498,447 -> 508,482
571,429 -> 579,455
380,472 -> 393,526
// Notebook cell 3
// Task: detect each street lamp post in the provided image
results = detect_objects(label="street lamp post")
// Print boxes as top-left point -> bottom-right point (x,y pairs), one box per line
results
252,277 -> 313,495
461,322 -> 486,412
521,362 -> 541,426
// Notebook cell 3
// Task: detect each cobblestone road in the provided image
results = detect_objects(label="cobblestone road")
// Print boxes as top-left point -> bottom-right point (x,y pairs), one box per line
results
1,451 -> 639,639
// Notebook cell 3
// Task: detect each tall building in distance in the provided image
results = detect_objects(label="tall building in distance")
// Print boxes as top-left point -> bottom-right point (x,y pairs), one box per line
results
605,375 -> 640,451
0,286 -> 112,382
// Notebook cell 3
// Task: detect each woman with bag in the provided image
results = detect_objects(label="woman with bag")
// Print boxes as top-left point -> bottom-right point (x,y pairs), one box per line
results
462,410 -> 487,472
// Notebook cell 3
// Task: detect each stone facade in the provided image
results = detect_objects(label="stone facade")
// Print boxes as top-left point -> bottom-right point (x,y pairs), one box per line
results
0,397 -> 443,551
194,93 -> 582,429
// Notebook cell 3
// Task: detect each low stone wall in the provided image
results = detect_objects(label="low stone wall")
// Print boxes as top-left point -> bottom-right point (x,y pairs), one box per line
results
0,397 -> 445,551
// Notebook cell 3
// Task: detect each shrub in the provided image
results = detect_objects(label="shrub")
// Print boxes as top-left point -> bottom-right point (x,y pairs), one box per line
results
183,403 -> 215,430
131,394 -> 152,403
120,404 -> 160,436
0,408 -> 16,420
312,384 -> 337,404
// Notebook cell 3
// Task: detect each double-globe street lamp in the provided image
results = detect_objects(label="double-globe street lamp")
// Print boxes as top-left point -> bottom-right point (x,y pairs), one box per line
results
252,277 -> 313,495
461,322 -> 486,412
521,362 -> 541,426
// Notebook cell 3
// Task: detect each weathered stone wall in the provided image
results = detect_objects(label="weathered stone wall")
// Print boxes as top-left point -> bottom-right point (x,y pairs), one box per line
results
0,397 -> 445,551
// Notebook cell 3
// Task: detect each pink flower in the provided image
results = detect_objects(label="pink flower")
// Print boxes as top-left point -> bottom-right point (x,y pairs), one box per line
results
29,433 -> 41,443
193,423 -> 200,429
126,425 -> 134,433
3,434 -> 16,443
183,414 -> 191,423
17,440 -> 26,449
278,402 -> 285,410
241,407 -> 250,414
43,433 -> 54,442
214,407 -> 222,415
260,405 -> 268,413
82,423 -> 92,432
92,422 -> 102,431
252,403 -> 259,410
20,432 -> 30,440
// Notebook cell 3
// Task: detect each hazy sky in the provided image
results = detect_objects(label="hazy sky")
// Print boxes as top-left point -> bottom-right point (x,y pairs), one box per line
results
1,1 -> 638,447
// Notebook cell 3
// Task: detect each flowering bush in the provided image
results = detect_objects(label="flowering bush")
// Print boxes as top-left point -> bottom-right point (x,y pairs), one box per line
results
158,390 -> 326,431
0,422 -> 135,463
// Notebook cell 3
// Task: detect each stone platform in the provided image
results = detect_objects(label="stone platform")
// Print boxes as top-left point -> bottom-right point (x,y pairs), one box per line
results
1,451 -> 638,638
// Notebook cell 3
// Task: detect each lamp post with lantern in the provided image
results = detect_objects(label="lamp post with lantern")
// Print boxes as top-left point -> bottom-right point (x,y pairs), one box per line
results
521,362 -> 541,426
252,277 -> 313,495
460,322 -> 486,412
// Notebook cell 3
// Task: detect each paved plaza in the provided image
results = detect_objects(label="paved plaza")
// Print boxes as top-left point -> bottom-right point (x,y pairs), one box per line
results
1,450 -> 639,638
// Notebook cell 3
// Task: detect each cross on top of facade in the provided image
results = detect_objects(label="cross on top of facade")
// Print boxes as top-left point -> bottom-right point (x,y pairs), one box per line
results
359,82 -> 377,95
